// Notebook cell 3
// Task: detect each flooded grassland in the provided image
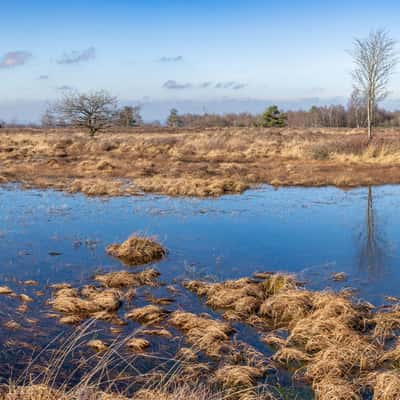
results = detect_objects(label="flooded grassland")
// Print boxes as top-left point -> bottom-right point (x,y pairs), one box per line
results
1,185 -> 400,399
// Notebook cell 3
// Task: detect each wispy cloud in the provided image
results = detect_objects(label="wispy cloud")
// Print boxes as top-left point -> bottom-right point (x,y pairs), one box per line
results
163,80 -> 247,90
163,80 -> 192,90
57,47 -> 96,65
0,51 -> 32,69
38,75 -> 49,80
199,81 -> 213,88
215,81 -> 247,90
57,85 -> 74,91
158,56 -> 183,62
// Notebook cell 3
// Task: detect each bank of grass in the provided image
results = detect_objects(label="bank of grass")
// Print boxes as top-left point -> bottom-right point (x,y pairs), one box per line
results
2,127 -> 400,197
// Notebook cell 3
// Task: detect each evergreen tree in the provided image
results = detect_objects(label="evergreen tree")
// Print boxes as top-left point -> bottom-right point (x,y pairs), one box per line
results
259,105 -> 287,127
167,108 -> 183,127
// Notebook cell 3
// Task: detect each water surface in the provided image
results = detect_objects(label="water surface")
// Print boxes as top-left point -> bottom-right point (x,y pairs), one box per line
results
0,184 -> 398,391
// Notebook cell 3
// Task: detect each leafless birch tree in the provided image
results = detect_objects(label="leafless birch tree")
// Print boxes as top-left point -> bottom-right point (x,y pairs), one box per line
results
351,29 -> 397,140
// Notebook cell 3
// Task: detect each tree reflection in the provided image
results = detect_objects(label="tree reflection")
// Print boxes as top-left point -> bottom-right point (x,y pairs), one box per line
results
358,186 -> 386,276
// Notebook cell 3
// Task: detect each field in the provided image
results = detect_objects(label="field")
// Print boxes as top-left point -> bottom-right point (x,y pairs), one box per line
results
3,127 -> 400,400
2,127 -> 400,197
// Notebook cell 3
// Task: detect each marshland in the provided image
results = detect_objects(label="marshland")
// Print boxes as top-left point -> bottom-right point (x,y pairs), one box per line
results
3,127 -> 400,197
5,2 -> 400,399
0,180 -> 400,399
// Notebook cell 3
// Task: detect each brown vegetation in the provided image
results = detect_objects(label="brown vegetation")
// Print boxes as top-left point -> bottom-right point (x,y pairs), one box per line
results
4,127 -> 400,197
106,237 -> 166,266
185,272 -> 400,399
48,285 -> 122,323
94,268 -> 160,288
169,311 -> 235,358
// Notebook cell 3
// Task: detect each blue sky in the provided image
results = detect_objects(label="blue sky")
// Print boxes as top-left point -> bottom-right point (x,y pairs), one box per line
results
2,0 -> 400,122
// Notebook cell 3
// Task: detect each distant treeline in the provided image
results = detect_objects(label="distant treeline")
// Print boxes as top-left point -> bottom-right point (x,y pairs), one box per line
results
2,103 -> 400,130
173,105 -> 400,129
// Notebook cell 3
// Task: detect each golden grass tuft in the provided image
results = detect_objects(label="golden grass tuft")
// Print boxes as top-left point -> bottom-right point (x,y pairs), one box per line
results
49,285 -> 122,320
87,339 -> 108,352
259,289 -> 313,328
126,337 -> 150,352
0,286 -> 14,295
185,278 -> 264,318
94,268 -> 160,288
125,305 -> 169,325
169,311 -> 234,358
214,365 -> 264,388
372,306 -> 400,343
106,236 -> 166,266
313,378 -> 361,400
368,371 -> 400,400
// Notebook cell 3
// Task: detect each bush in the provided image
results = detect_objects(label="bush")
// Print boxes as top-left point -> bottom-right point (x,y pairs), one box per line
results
308,143 -> 331,160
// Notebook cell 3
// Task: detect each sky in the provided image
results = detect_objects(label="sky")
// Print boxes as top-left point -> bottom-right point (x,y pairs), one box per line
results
2,0 -> 400,122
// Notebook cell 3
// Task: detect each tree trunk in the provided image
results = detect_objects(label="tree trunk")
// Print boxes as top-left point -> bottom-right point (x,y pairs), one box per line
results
367,98 -> 373,141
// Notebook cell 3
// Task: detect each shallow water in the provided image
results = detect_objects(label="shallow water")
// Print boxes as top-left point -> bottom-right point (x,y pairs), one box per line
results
1,184 -> 398,301
0,184 -> 399,393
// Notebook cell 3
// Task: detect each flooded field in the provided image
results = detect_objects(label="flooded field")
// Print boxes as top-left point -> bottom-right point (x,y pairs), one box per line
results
0,184 -> 399,398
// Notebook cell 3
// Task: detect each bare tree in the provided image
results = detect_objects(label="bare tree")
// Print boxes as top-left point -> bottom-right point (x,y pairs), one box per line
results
351,29 -> 398,140
118,105 -> 143,127
48,90 -> 118,136
347,88 -> 367,128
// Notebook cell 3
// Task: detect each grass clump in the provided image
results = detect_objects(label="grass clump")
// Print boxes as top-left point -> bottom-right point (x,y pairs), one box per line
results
106,236 -> 166,266
94,268 -> 160,288
169,311 -> 234,358
186,272 -> 400,398
49,285 -> 122,323
126,305 -> 169,325
214,364 -> 265,389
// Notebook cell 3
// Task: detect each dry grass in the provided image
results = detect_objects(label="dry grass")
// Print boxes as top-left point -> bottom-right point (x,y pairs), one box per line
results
126,305 -> 169,325
126,337 -> 150,352
186,272 -> 400,399
0,318 -> 278,400
94,268 -> 160,288
49,285 -> 122,322
4,127 -> 400,198
184,274 -> 298,324
367,371 -> 400,400
215,365 -> 265,389
106,237 -> 166,266
169,311 -> 234,358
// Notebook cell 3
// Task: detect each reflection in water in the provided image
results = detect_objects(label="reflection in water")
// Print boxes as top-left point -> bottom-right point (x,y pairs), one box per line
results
358,187 -> 386,276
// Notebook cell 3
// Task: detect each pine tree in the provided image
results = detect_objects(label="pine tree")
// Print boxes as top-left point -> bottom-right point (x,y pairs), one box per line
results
167,108 -> 182,127
259,105 -> 287,127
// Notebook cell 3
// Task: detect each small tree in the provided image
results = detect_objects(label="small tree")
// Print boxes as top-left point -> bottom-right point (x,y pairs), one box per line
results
347,88 -> 367,128
259,105 -> 287,127
351,29 -> 398,140
167,108 -> 183,128
118,106 -> 143,127
48,90 -> 118,136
